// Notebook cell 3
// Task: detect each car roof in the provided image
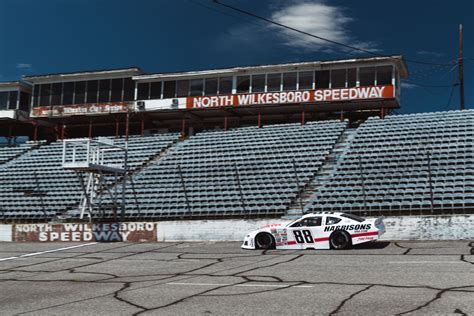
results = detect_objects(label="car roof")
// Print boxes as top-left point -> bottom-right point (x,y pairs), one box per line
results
301,212 -> 344,218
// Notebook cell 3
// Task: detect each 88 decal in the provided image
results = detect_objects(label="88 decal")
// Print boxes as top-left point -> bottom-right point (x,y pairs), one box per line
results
292,230 -> 314,243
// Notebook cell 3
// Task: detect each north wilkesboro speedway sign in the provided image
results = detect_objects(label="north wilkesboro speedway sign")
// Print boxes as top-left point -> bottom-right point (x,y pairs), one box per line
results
187,85 -> 395,109
12,223 -> 157,242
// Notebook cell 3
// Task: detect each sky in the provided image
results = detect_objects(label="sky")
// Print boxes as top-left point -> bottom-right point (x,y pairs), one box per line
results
0,0 -> 473,114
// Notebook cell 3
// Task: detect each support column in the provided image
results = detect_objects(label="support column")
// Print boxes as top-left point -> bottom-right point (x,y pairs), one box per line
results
115,117 -> 120,138
7,125 -> 12,145
224,116 -> 228,131
257,113 -> 262,128
301,111 -> 306,125
340,110 -> 344,122
181,117 -> 186,137
125,110 -> 130,141
88,121 -> 93,139
380,107 -> 385,119
60,124 -> 66,140
140,115 -> 145,136
33,125 -> 38,142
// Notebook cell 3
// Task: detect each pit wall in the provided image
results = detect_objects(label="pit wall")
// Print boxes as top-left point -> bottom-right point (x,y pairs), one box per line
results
0,215 -> 473,242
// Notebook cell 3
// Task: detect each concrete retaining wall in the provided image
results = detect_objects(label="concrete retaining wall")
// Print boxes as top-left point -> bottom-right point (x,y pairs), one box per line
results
1,215 -> 473,242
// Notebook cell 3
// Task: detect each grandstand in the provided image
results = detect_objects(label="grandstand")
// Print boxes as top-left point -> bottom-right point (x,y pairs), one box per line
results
0,56 -> 472,223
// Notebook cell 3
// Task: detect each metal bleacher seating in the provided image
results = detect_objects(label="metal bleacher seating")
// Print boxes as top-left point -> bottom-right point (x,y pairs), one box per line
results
0,134 -> 180,220
305,110 -> 474,214
99,120 -> 347,219
0,142 -> 39,165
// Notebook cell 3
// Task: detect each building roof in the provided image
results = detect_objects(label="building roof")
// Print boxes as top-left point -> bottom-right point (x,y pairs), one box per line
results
0,81 -> 32,90
133,56 -> 409,82
23,67 -> 144,83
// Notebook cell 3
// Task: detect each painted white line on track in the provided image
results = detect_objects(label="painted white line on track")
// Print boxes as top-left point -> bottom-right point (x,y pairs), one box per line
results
388,261 -> 464,264
0,243 -> 99,262
167,282 -> 313,288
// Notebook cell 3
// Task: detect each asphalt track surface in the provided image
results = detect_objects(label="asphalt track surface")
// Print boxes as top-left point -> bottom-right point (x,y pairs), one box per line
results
0,241 -> 473,315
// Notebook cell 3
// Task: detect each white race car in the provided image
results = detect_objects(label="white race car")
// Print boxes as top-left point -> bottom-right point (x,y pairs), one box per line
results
242,212 -> 385,250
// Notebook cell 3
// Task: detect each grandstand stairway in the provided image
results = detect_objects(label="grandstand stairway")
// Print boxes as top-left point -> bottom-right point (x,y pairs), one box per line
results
286,127 -> 358,216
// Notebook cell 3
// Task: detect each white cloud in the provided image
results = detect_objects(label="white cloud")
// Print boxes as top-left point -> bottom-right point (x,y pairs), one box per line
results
268,1 -> 379,53
401,82 -> 418,89
16,63 -> 32,69
416,50 -> 444,58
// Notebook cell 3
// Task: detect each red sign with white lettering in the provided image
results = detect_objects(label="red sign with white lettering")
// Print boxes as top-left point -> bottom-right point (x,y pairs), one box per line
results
186,85 -> 394,109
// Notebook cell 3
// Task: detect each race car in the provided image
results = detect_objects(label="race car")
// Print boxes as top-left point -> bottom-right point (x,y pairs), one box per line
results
241,212 -> 385,250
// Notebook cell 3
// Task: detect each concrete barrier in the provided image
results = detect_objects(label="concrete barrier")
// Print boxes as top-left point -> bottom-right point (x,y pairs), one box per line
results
0,215 -> 473,242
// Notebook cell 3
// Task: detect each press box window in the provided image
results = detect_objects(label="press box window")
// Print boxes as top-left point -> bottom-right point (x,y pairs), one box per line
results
98,79 -> 111,103
137,83 -> 150,100
377,66 -> 393,85
163,81 -> 176,99
175,80 -> 189,97
39,84 -> 52,106
347,68 -> 357,87
62,82 -> 74,105
19,92 -> 30,111
359,67 -> 375,86
251,74 -> 265,93
86,80 -> 98,103
267,73 -> 281,92
236,75 -> 250,93
204,78 -> 218,96
218,77 -> 232,95
123,78 -> 134,101
51,83 -> 62,105
32,86 -> 40,107
150,82 -> 162,99
74,81 -> 86,104
0,92 -> 9,110
8,91 -> 18,109
110,78 -> 123,102
331,69 -> 346,88
189,79 -> 203,97
315,70 -> 330,88
283,72 -> 297,91
298,71 -> 313,90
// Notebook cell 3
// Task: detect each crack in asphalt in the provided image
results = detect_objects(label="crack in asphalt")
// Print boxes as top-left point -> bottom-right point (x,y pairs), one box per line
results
329,284 -> 374,315
1,241 -> 473,315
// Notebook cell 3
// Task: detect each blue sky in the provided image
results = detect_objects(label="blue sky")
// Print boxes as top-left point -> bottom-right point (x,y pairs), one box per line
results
0,0 -> 472,113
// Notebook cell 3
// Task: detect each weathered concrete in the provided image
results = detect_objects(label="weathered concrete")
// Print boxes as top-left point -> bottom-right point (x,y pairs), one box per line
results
1,215 -> 473,242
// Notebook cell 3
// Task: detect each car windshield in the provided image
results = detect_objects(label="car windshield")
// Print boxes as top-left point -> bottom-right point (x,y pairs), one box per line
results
340,213 -> 365,222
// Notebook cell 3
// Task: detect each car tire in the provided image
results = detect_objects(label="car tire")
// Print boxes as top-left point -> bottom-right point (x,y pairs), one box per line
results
330,231 -> 352,250
255,233 -> 275,250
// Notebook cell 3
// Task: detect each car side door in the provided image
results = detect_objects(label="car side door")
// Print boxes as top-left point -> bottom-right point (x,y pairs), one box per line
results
288,216 -> 323,248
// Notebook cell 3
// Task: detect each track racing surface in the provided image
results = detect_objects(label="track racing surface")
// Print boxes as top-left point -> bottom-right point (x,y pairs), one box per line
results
0,241 -> 473,315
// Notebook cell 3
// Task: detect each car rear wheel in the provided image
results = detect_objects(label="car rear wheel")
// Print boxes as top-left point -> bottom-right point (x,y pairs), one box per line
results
255,233 -> 275,250
330,231 -> 351,250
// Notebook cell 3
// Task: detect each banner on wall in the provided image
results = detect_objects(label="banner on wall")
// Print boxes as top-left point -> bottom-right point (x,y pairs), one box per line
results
13,222 -> 157,242
186,85 -> 394,109
31,102 -> 132,118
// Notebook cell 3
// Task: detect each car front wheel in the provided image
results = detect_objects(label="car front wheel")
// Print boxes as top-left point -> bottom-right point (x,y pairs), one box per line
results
255,233 -> 275,250
330,231 -> 351,250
